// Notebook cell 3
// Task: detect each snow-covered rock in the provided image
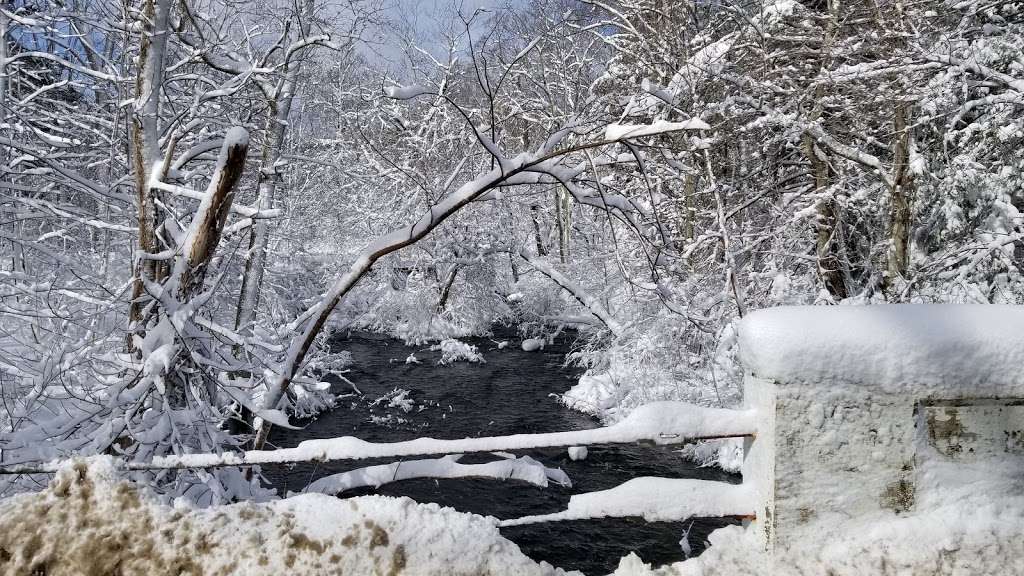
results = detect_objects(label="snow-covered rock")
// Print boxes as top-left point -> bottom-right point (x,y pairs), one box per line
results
567,446 -> 588,461
432,338 -> 485,365
561,372 -> 620,416
520,338 -> 545,352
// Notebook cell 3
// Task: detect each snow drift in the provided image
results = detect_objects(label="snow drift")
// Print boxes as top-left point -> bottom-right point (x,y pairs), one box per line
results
0,457 -> 574,576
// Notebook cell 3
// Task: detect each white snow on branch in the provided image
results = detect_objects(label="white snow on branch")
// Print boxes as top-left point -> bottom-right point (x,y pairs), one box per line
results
384,84 -> 432,99
0,402 -> 756,474
604,119 -> 711,141
521,252 -> 624,336
144,401 -> 755,470
304,454 -> 571,496
500,477 -> 754,526
152,181 -> 281,219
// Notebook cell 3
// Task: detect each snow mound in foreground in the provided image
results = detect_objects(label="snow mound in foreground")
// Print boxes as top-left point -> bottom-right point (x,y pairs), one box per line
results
0,457 -> 574,576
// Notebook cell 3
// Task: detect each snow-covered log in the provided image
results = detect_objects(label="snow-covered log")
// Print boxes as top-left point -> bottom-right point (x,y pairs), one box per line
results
303,454 -> 571,495
500,477 -> 755,526
177,127 -> 249,298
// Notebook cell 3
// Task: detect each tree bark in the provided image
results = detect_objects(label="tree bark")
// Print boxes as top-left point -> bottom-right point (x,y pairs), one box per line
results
127,0 -> 173,349
178,130 -> 250,299
888,103 -> 914,281
804,0 -> 848,300
234,0 -> 312,339
557,187 -> 571,263
436,265 -> 459,312
803,132 -> 847,300
530,204 -> 547,256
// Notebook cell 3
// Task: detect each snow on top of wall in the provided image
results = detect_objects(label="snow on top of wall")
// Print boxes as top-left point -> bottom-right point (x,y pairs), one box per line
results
0,457 -> 575,576
738,304 -> 1024,393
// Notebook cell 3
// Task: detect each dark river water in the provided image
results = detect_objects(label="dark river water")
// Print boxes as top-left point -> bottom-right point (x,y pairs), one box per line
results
264,328 -> 740,575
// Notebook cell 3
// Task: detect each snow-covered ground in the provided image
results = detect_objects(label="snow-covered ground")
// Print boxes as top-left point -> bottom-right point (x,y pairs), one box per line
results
11,453 -> 1020,576
0,457 -> 575,576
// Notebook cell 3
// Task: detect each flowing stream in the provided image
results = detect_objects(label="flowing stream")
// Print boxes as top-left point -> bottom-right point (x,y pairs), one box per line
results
265,328 -> 739,575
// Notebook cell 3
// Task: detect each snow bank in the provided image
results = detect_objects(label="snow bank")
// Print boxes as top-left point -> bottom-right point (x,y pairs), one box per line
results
738,304 -> 1024,393
561,371 -> 621,416
0,457 -> 575,576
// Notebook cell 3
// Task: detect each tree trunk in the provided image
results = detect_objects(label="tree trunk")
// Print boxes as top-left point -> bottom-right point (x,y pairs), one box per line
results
436,265 -> 459,312
127,0 -> 173,350
234,102 -> 287,335
530,204 -> 546,256
234,0 -> 312,339
888,103 -> 913,281
803,132 -> 847,300
557,187 -> 571,263
804,0 -> 848,300
178,130 -> 250,299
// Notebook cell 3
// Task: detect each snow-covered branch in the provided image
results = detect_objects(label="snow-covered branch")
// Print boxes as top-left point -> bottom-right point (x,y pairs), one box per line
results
254,118 -> 713,448
0,402 -> 756,474
520,251 -> 625,336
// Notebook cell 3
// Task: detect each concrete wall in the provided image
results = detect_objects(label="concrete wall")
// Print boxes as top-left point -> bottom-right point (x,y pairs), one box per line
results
743,376 -> 1024,552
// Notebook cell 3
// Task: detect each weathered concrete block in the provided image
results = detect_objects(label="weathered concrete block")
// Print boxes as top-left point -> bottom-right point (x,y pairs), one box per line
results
738,305 -> 1024,556
744,378 -> 920,551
